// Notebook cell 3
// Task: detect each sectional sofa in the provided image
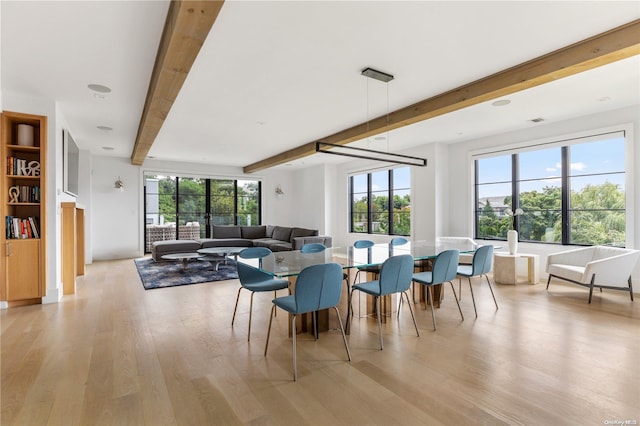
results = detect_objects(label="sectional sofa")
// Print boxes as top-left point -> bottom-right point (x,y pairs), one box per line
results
151,224 -> 332,261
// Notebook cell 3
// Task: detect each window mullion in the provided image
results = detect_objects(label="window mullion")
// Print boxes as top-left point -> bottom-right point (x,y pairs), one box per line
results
512,154 -> 519,234
561,146 -> 570,245
388,170 -> 394,235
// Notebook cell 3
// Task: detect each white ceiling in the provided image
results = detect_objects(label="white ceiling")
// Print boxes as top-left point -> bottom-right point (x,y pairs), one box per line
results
2,1 -> 639,172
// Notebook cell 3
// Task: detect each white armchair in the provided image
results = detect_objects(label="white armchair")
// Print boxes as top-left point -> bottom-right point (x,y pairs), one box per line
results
546,246 -> 640,303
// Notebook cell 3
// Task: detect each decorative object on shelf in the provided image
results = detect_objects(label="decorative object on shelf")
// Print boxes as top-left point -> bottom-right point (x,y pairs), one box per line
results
27,160 -> 40,176
17,124 -> 34,146
9,186 -> 19,203
275,184 -> 284,197
114,177 -> 124,192
504,207 -> 523,255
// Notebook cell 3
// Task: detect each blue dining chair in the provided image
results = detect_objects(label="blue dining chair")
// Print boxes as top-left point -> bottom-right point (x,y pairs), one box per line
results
390,237 -> 409,246
264,263 -> 351,381
353,238 -> 407,284
300,242 -> 349,326
233,247 -> 289,341
348,254 -> 418,350
412,249 -> 463,330
300,243 -> 327,253
456,245 -> 498,317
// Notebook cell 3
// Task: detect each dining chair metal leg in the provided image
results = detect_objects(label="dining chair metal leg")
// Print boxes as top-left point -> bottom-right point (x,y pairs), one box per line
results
484,274 -> 499,310
247,291 -> 255,341
402,291 -> 419,337
333,307 -> 352,361
231,287 -> 243,326
264,305 -> 276,356
291,314 -> 298,381
449,281 -> 464,321
467,277 -> 478,317
426,286 -> 436,331
376,296 -> 383,350
312,311 -> 318,341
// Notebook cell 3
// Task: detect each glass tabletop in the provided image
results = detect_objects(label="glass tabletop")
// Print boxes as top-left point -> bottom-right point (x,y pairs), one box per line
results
238,240 -> 482,278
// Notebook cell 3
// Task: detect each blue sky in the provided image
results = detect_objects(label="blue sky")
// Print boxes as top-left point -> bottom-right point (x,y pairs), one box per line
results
478,136 -> 625,198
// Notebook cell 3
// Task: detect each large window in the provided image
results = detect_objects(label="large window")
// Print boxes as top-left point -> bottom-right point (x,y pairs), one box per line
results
350,167 -> 411,236
475,132 -> 626,246
144,175 -> 261,252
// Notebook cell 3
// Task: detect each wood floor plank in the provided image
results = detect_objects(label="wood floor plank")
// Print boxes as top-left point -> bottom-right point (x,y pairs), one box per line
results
1,258 -> 638,425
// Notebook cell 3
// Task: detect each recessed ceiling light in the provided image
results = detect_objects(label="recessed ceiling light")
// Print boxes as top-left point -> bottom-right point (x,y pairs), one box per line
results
147,156 -> 156,159
97,126 -> 113,131
530,117 -> 545,123
596,96 -> 611,102
88,83 -> 111,93
492,99 -> 511,107
101,146 -> 114,151
374,135 -> 386,141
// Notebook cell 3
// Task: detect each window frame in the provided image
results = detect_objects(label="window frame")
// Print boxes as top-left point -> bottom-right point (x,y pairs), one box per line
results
473,130 -> 627,247
349,166 -> 411,236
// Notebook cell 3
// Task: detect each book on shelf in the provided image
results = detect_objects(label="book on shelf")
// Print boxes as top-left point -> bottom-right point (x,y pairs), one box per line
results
7,185 -> 40,203
5,216 -> 39,239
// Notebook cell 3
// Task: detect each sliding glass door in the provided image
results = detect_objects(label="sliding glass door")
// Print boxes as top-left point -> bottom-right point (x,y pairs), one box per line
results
144,174 -> 261,252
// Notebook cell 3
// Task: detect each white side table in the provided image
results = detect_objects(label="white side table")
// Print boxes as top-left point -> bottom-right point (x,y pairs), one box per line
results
493,253 -> 540,285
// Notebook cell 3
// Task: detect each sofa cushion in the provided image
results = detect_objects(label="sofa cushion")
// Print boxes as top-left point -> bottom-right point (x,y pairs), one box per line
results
200,238 -> 252,248
241,225 -> 266,239
290,227 -> 318,242
272,226 -> 293,242
152,239 -> 201,262
253,238 -> 283,248
212,225 -> 241,239
548,264 -> 586,283
266,225 -> 276,238
270,242 -> 293,252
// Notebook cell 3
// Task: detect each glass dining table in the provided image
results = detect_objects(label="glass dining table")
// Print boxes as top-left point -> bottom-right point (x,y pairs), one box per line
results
237,239 -> 481,335
239,239 -> 480,278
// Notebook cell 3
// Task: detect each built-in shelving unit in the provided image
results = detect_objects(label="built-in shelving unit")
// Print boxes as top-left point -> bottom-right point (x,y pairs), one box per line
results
1,111 -> 47,306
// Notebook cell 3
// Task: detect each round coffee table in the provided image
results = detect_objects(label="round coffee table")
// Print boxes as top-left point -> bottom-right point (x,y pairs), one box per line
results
197,247 -> 246,270
161,252 -> 202,269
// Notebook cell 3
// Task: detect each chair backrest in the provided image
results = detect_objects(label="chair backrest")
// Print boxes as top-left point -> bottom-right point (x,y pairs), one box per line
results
300,243 -> 327,253
294,263 -> 343,313
471,245 -> 494,275
390,237 -> 409,246
354,239 -> 375,249
377,254 -> 414,296
239,247 -> 271,259
237,261 -> 272,286
431,249 -> 460,284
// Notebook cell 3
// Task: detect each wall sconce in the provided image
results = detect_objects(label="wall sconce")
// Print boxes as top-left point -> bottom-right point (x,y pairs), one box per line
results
114,177 -> 124,192
275,184 -> 284,197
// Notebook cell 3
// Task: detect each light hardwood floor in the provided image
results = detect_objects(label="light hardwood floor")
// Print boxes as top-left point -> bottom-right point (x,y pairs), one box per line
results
2,258 -> 639,425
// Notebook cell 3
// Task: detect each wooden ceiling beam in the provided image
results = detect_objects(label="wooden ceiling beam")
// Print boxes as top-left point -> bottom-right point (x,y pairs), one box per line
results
243,19 -> 640,174
131,0 -> 224,165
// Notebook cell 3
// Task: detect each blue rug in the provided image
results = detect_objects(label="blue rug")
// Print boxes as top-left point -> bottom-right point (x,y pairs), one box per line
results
134,258 -> 238,290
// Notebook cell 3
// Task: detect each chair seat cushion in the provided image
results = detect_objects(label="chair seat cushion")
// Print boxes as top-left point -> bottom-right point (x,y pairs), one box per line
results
352,280 -> 381,296
548,264 -> 586,283
273,294 -> 297,314
412,271 -> 434,285
243,278 -> 289,292
456,265 -> 473,277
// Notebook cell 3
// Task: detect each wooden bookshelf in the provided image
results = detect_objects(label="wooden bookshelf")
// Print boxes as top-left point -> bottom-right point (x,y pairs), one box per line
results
1,111 -> 47,305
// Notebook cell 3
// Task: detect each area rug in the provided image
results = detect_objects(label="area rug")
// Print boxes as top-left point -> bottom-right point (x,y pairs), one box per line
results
134,258 -> 238,290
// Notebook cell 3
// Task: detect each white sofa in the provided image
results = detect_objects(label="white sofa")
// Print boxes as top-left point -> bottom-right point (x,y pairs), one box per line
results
546,246 -> 640,303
